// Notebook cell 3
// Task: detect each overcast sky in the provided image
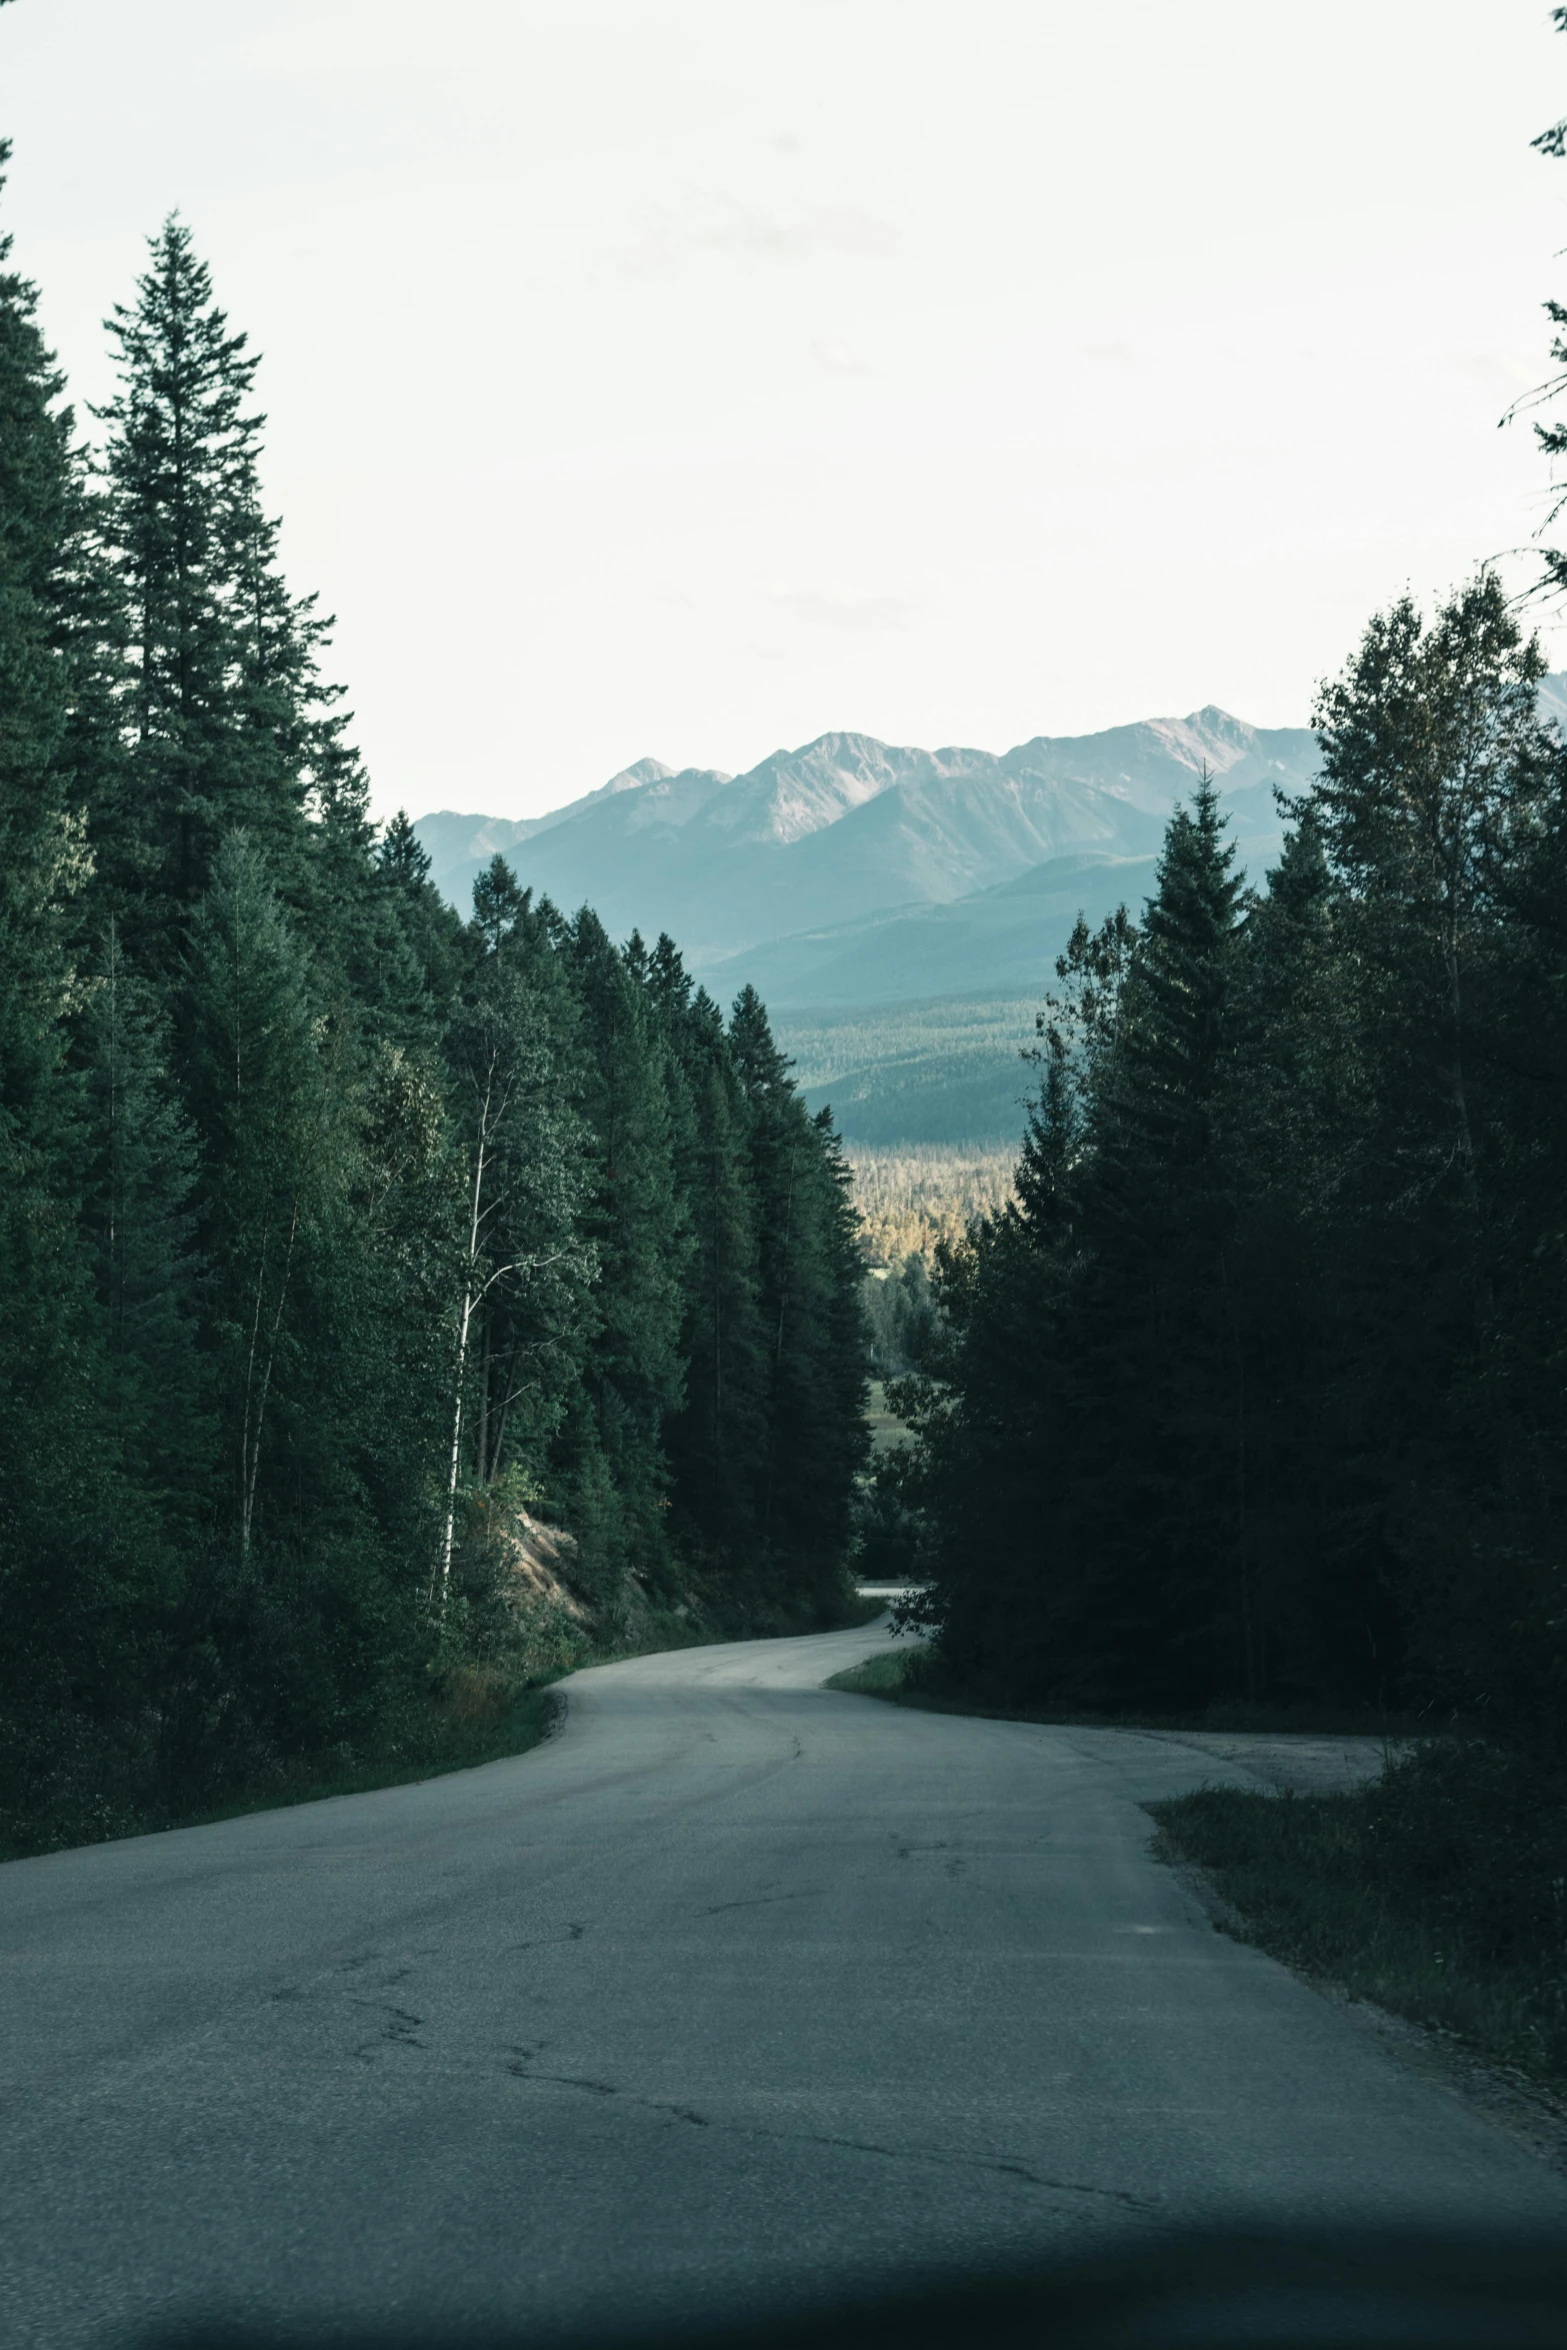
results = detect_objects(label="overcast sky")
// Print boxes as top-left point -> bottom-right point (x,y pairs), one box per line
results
5,0 -> 1567,820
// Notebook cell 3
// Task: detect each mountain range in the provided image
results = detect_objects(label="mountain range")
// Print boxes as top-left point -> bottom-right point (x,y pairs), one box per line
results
415,705 -> 1320,999
415,683 -> 1567,1143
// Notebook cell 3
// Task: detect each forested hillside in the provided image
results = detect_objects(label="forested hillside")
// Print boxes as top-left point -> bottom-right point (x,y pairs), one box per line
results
775,996 -> 1042,1145
0,192 -> 867,1852
897,575 -> 1567,1759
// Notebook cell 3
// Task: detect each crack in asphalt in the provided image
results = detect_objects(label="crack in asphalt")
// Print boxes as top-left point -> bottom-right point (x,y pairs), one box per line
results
353,2001 -> 426,2059
504,2051 -> 709,2126
703,1889 -> 821,1916
782,2127 -> 1154,2208
501,2049 -> 1150,2208
502,1922 -> 587,1956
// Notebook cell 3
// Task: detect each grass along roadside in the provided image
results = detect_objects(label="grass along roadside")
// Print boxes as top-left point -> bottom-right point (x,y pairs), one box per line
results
828,1648 -> 920,1698
1152,1750 -> 1567,2101
166,1677 -> 568,1839
0,1674 -> 569,1866
829,1644 -> 1567,2104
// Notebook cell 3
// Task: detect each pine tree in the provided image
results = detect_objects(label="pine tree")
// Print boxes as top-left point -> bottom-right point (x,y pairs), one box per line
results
80,919 -> 206,1517
1093,772 -> 1245,1208
0,146 -> 147,1842
91,218 -> 337,956
1311,575 -> 1547,1284
1303,579 -> 1566,1741
374,810 -> 464,1034
0,133 -> 90,1184
644,941 -> 768,1576
560,910 -> 688,1595
907,781 -> 1255,1704
729,988 -> 870,1611
183,834 -> 333,1558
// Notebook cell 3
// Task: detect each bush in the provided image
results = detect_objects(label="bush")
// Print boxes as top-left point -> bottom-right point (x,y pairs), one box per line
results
1154,1740 -> 1567,2089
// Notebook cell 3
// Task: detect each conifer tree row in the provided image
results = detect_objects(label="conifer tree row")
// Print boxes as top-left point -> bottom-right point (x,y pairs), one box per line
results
0,192 -> 869,1850
899,574 -> 1567,1758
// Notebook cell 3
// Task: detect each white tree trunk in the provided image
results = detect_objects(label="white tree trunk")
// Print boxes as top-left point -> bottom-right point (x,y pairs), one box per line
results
439,1084 -> 491,1605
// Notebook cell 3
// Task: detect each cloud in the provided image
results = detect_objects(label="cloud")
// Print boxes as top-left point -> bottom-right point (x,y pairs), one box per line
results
1446,350 -> 1536,393
809,336 -> 870,377
734,204 -> 900,262
587,196 -> 902,286
767,586 -> 917,632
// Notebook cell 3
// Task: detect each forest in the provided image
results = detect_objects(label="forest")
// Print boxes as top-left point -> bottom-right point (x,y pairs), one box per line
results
873,573 -> 1567,2075
776,995 -> 1044,1147
0,190 -> 868,1853
895,571 -> 1567,1748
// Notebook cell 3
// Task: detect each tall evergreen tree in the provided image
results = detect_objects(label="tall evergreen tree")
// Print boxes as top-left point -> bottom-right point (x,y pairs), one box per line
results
183,834 -> 335,1559
560,909 -> 688,1595
0,143 -> 151,1840
908,780 -> 1253,1703
90,218 -> 339,955
730,987 -> 870,1612
80,920 -> 206,1518
645,940 -> 769,1576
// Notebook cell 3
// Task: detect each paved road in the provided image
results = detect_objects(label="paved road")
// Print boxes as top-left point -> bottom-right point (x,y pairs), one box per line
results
3,1624 -> 1563,2345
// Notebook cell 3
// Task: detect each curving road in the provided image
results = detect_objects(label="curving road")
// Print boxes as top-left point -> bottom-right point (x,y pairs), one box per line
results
3,1622 -> 1563,2344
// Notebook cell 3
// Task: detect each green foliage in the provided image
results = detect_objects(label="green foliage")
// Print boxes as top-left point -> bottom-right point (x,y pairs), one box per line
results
825,1647 -> 928,1698
560,911 -> 688,1588
646,939 -> 770,1579
1154,1742 -> 1567,2090
903,576 -> 1567,1756
0,191 -> 871,1852
731,987 -> 871,1617
862,1253 -> 936,1377
775,995 -> 1042,1145
88,219 -> 328,953
851,1447 -> 925,1585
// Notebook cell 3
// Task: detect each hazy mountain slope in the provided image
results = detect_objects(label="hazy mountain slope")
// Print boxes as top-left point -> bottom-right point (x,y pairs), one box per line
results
704,747 -> 1304,1010
692,730 -> 997,847
707,850 -> 1165,1010
414,708 -> 1318,959
411,682 -> 1567,1144
418,761 -> 730,908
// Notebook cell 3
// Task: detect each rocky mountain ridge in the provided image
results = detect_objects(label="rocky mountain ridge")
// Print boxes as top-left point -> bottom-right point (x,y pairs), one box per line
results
415,705 -> 1319,976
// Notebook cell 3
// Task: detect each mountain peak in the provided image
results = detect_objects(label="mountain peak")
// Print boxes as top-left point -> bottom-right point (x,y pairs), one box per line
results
602,757 -> 674,795
412,699 -> 1325,962
702,731 -> 947,847
1139,707 -> 1258,775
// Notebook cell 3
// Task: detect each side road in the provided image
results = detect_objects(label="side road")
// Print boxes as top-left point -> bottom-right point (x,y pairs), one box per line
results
2,1624 -> 1562,2349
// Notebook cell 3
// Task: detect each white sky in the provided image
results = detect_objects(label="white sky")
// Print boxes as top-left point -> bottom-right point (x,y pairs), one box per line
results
5,0 -> 1567,820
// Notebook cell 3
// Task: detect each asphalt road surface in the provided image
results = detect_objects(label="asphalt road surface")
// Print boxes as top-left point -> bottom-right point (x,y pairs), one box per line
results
4,1622 -> 1564,2345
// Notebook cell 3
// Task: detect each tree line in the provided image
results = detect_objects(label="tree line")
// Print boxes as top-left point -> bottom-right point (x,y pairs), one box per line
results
897,573 -> 1567,1757
0,191 -> 867,1848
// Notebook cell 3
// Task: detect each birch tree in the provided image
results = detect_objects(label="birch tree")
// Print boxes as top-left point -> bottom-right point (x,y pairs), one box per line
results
440,948 -> 592,1602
